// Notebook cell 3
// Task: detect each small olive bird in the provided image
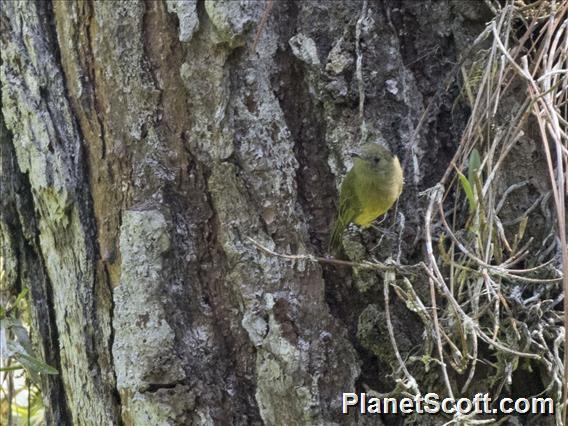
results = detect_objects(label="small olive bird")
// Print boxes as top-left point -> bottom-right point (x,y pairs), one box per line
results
329,143 -> 404,254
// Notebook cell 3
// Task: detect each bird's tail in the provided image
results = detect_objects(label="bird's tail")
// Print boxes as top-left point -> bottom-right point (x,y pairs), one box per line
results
328,215 -> 348,255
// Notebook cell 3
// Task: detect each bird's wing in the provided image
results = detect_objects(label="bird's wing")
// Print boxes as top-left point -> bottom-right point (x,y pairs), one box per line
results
328,172 -> 362,253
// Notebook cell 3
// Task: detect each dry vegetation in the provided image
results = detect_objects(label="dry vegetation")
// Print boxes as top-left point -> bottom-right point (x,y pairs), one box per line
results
416,1 -> 567,423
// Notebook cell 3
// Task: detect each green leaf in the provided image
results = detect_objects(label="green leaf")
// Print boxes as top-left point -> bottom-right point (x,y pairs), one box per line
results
15,352 -> 59,376
468,148 -> 481,185
12,322 -> 34,356
5,339 -> 58,382
457,169 -> 477,213
1,317 -> 34,356
0,365 -> 25,372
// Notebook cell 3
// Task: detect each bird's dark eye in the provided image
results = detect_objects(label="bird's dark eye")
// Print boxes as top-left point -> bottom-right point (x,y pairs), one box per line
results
373,157 -> 380,164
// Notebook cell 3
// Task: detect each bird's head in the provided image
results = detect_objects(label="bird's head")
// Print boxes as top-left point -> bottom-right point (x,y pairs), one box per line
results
350,143 -> 399,179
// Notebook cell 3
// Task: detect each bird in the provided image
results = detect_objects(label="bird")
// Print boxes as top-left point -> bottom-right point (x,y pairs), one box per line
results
329,143 -> 404,254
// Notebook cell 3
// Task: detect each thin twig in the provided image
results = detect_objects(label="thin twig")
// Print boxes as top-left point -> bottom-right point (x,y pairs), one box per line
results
252,0 -> 273,52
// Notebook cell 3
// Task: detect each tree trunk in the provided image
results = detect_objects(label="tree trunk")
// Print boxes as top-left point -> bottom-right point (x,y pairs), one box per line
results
3,1 -> 555,425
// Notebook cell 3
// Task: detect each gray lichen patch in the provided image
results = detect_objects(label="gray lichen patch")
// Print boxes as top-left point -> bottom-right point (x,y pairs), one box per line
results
230,78 -> 301,236
253,294 -> 317,426
113,209 -> 186,419
357,304 -> 414,364
208,162 -> 262,261
91,1 -> 159,142
204,0 -> 259,48
1,1 -> 119,422
289,33 -> 321,67
208,163 -> 320,422
325,36 -> 354,75
36,187 -> 73,230
177,21 -> 234,162
126,385 -> 196,426
1,37 -> 78,225
255,352 -> 315,426
166,0 -> 199,42
179,61 -> 234,161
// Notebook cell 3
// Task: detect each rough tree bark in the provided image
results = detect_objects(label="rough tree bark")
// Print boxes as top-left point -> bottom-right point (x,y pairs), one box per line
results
2,0 -> 545,425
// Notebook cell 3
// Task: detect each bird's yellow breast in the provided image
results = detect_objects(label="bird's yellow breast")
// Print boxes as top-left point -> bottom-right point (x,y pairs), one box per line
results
354,206 -> 389,228
353,157 -> 403,228
353,191 -> 397,227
